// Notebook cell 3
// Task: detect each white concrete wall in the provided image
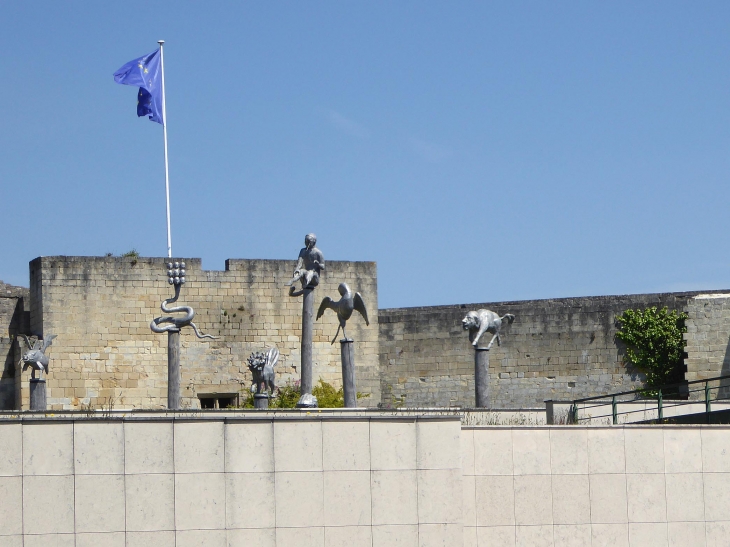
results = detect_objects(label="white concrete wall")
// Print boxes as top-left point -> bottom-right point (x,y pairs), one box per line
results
3,417 -> 730,547
0,416 -> 463,547
463,425 -> 730,546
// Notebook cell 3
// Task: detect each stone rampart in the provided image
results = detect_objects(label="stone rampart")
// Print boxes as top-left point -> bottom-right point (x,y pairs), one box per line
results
379,292 -> 715,409
684,294 -> 730,384
29,256 -> 378,410
7,254 -> 730,410
0,281 -> 29,410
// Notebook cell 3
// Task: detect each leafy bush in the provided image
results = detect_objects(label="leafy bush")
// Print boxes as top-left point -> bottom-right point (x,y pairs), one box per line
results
270,381 -> 302,409
238,391 -> 255,408
615,306 -> 688,392
312,379 -> 345,408
236,379 -> 356,409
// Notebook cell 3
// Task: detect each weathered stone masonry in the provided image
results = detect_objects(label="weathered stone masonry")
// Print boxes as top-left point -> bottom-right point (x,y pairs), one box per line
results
4,254 -> 730,411
0,281 -> 29,410
24,256 -> 378,410
379,291 -> 728,409
684,294 -> 730,386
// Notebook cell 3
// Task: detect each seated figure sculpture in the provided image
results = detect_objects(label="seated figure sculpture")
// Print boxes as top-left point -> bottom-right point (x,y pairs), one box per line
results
286,233 -> 325,293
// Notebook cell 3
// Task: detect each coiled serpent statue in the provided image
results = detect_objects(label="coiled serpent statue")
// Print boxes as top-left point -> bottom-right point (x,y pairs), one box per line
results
150,262 -> 216,339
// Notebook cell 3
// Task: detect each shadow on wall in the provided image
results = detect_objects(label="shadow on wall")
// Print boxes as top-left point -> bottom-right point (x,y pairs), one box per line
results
614,335 -> 643,383
1,296 -> 30,410
0,350 -> 15,410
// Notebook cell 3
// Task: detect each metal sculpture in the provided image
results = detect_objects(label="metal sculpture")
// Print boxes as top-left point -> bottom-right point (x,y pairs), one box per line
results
150,260 -> 216,409
150,261 -> 215,339
462,309 -> 515,349
286,233 -> 325,292
316,282 -> 369,344
286,234 -> 324,408
18,334 -> 57,380
247,347 -> 279,396
316,283 -> 369,408
462,309 -> 515,408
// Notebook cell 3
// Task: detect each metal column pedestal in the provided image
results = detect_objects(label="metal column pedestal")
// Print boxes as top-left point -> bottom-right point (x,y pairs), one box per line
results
296,288 -> 317,408
30,378 -> 46,411
300,287 -> 314,396
254,393 -> 269,409
168,328 -> 181,410
340,339 -> 357,408
475,347 -> 490,408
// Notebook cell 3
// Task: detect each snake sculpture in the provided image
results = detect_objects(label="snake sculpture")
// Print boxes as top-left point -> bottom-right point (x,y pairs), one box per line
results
150,282 -> 216,339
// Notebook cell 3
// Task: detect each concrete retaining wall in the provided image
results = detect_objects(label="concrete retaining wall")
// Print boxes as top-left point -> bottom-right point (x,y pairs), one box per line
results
462,424 -> 730,546
1,415 -> 729,546
0,414 -> 462,547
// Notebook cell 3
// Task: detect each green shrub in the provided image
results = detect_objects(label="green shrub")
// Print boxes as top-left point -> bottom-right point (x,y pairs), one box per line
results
237,379 -> 358,409
615,306 -> 688,392
270,381 -> 302,409
312,379 -> 345,408
238,391 -> 255,408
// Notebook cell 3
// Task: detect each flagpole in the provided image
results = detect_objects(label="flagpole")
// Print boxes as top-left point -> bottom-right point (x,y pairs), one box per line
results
158,39 -> 172,259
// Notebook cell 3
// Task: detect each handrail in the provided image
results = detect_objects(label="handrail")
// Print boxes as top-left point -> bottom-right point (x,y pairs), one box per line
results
569,374 -> 730,425
571,374 -> 730,404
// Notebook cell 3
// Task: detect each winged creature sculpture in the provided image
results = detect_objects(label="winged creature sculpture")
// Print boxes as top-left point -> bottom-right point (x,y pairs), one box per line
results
18,334 -> 57,380
317,283 -> 369,344
247,347 -> 279,396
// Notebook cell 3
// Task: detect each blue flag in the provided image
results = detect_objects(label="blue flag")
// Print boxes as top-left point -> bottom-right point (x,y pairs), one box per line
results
114,49 -> 164,125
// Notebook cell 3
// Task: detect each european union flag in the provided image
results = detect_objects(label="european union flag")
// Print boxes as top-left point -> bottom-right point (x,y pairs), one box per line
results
113,49 -> 164,125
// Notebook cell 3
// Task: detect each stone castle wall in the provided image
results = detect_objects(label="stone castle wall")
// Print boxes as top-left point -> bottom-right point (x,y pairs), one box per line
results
0,281 -> 29,410
29,256 -> 378,410
379,292 -> 716,409
684,294 -> 730,397
5,254 -> 730,411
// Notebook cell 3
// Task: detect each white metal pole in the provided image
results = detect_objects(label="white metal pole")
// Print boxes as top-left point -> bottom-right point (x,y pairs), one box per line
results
158,39 -> 172,258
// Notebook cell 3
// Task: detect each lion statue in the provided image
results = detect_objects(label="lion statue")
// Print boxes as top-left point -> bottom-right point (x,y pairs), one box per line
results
462,309 -> 515,349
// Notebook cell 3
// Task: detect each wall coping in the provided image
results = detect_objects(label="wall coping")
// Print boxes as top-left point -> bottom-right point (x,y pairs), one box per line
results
379,288 -> 730,315
0,409 -> 462,422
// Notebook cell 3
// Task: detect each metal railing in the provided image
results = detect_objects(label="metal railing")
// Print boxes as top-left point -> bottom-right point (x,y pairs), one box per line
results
569,375 -> 730,425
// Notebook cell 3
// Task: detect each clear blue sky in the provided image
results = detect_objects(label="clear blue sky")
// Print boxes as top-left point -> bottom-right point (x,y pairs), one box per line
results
1,2 -> 728,308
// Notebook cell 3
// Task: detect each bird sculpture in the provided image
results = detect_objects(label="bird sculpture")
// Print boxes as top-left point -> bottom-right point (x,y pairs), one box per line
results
317,283 -> 369,344
18,334 -> 57,380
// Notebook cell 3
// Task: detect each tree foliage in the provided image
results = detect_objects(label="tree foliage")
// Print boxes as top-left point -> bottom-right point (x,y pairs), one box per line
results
615,306 -> 687,391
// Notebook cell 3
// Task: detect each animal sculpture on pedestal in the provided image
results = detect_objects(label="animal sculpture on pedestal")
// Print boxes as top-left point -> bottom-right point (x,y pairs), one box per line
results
462,310 -> 515,349
18,334 -> 57,380
317,283 -> 369,344
247,347 -> 279,395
